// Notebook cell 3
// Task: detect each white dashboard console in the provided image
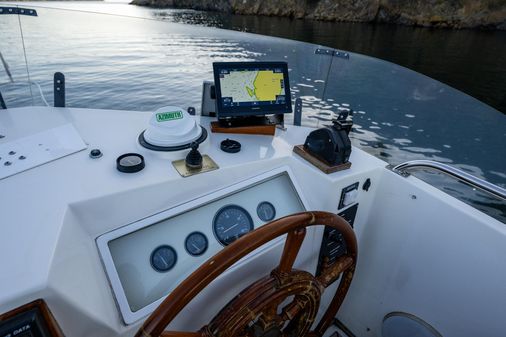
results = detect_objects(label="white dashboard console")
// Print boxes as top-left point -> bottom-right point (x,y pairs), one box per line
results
96,168 -> 307,324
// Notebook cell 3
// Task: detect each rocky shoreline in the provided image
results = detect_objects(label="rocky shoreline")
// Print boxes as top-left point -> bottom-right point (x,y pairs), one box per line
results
130,0 -> 506,30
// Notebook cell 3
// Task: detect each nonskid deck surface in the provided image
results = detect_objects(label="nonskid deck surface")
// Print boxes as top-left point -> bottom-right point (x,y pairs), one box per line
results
0,106 -> 504,337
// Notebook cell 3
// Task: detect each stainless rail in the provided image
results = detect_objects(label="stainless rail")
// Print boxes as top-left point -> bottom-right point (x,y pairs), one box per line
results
392,160 -> 506,201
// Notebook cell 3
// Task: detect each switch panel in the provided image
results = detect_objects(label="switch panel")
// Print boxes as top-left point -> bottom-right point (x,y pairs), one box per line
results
338,182 -> 359,209
0,124 -> 86,180
316,204 -> 359,278
339,203 -> 358,228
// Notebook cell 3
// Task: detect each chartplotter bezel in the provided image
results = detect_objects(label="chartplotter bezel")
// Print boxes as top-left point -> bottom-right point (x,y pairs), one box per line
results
213,62 -> 292,118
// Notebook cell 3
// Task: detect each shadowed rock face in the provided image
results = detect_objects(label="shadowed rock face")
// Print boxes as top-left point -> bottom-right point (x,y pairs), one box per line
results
130,0 -> 506,29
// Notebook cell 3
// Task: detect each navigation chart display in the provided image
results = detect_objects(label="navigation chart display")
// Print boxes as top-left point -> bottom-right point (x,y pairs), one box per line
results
219,68 -> 286,106
213,62 -> 292,117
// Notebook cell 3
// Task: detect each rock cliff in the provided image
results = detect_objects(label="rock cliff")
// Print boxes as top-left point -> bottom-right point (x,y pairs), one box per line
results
130,0 -> 506,29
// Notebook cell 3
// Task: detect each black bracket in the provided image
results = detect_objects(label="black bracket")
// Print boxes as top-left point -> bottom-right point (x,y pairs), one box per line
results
271,113 -> 285,130
0,7 -> 38,16
0,91 -> 6,109
53,72 -> 65,107
293,98 -> 302,126
314,48 -> 350,60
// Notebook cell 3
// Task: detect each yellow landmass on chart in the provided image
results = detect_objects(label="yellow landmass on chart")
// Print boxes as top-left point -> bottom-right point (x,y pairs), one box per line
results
246,86 -> 255,97
253,71 -> 284,101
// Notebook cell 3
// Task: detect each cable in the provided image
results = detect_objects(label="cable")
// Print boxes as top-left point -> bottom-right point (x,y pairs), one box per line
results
30,81 -> 49,107
0,80 -> 50,107
16,5 -> 34,105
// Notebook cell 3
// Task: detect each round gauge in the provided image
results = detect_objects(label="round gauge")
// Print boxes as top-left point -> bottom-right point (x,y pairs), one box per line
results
257,201 -> 276,222
116,153 -> 145,173
185,232 -> 208,256
213,205 -> 254,246
150,245 -> 177,272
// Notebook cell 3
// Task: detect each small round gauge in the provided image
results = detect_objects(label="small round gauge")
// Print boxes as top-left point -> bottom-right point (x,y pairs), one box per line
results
213,205 -> 254,246
185,232 -> 208,256
257,201 -> 276,222
116,153 -> 145,173
150,245 -> 177,272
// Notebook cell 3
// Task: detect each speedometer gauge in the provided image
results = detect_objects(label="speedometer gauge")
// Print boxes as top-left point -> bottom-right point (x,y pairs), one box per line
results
213,205 -> 254,246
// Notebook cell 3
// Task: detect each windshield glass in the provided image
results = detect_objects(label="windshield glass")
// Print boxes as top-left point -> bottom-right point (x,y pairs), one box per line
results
0,6 -> 34,107
1,3 -> 504,221
321,47 -> 506,220
2,4 -> 333,126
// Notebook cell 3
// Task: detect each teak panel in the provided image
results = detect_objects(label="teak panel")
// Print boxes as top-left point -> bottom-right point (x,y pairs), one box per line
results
293,145 -> 351,174
210,121 -> 275,135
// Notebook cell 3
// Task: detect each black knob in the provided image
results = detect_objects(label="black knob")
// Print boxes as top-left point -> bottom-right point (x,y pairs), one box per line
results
362,178 -> 371,191
220,138 -> 241,153
185,142 -> 203,170
89,148 -> 103,159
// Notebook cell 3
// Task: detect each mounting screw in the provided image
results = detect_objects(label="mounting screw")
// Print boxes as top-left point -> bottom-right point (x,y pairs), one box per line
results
0,135 -> 5,139
89,148 -> 103,159
18,155 -> 26,160
4,161 -> 12,166
8,151 -> 16,155
411,194 -> 417,200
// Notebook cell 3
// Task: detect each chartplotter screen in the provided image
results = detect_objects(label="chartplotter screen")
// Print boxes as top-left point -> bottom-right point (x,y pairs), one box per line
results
213,62 -> 292,117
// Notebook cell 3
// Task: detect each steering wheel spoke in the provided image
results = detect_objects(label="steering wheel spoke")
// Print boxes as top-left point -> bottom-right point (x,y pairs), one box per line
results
278,228 -> 306,274
280,295 -> 306,321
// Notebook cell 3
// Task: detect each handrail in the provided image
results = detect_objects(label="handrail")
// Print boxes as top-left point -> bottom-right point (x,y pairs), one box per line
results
392,160 -> 506,201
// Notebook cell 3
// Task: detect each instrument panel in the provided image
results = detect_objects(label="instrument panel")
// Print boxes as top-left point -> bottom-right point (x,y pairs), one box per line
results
96,169 -> 306,324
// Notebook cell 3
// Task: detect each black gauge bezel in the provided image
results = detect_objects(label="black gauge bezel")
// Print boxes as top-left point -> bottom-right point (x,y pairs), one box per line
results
184,231 -> 209,256
116,153 -> 145,173
150,245 -> 177,273
256,201 -> 276,222
213,204 -> 254,246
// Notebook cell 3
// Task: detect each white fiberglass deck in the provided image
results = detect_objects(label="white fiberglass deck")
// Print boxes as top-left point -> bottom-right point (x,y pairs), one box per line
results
0,106 -> 504,337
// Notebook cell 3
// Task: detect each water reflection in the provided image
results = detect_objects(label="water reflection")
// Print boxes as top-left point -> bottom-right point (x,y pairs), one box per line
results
158,8 -> 506,114
0,4 -> 504,222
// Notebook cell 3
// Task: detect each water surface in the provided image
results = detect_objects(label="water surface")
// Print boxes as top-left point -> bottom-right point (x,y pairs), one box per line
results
0,1 -> 504,221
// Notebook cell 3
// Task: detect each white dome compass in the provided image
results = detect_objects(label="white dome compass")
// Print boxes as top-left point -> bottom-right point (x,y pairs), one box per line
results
139,106 -> 207,151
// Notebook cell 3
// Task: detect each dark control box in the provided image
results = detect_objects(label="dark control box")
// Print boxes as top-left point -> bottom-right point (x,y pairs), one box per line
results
0,300 -> 60,337
316,204 -> 358,277
0,309 -> 50,337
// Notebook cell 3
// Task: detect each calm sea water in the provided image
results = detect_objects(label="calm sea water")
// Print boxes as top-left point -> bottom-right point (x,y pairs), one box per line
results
0,1 -> 505,220
161,8 -> 506,115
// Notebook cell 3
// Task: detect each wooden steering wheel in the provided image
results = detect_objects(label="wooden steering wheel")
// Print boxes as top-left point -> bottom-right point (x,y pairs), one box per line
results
135,211 -> 357,337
